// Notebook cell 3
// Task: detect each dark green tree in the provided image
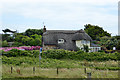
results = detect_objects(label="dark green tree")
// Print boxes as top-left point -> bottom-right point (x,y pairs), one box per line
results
116,40 -> 120,50
24,29 -> 43,37
84,24 -> 111,40
99,36 -> 118,50
83,45 -> 89,52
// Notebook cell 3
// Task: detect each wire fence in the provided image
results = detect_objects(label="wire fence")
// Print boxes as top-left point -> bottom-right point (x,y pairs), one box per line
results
2,66 -> 118,79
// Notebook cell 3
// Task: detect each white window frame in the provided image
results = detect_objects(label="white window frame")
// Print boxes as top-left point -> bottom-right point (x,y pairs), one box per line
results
58,39 -> 64,44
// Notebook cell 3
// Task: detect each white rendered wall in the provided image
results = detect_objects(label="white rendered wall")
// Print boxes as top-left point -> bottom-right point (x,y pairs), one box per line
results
76,40 -> 90,49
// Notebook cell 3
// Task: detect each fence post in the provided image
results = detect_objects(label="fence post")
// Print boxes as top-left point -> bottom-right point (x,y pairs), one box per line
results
84,68 -> 87,73
87,72 -> 91,80
57,67 -> 59,75
16,69 -> 20,74
33,67 -> 35,74
11,66 -> 13,73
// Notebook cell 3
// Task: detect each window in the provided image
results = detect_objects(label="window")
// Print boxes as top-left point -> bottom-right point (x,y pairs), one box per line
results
81,40 -> 86,44
58,39 -> 64,43
87,41 -> 90,44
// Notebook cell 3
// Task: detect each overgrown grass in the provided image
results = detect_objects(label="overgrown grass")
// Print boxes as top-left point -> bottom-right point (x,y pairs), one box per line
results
1,49 -> 120,78
2,56 -> 119,68
2,65 -> 118,78
2,56 -> 119,78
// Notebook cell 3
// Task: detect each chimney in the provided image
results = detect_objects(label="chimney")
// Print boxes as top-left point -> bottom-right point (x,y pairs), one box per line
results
43,25 -> 46,32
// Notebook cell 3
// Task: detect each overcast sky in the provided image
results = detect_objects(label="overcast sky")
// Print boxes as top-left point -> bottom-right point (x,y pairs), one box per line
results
0,0 -> 119,36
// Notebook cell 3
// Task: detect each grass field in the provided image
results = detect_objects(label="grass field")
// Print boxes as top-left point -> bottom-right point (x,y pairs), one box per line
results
2,56 -> 119,78
2,65 -> 118,78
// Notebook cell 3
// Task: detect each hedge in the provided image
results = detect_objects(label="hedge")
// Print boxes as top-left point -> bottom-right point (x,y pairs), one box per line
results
1,49 -> 120,61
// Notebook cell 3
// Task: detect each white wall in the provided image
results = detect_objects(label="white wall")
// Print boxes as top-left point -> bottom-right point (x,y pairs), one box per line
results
76,40 -> 90,49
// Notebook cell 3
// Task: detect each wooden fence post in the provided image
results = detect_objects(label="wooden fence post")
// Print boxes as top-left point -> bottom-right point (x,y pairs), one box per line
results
57,67 -> 59,75
11,66 -> 13,73
33,67 -> 35,74
84,68 -> 87,73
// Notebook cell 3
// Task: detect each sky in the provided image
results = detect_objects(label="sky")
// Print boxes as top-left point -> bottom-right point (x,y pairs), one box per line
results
0,0 -> 119,36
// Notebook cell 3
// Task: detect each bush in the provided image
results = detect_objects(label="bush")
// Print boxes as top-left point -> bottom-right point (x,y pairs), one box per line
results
42,49 -> 119,61
98,50 -> 104,52
2,40 -> 9,47
12,42 -> 23,47
2,49 -> 119,61
95,67 -> 120,70
43,49 -> 66,59
2,49 -> 33,57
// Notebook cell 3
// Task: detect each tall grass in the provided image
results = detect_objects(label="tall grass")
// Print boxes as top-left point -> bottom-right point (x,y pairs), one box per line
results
2,65 -> 118,78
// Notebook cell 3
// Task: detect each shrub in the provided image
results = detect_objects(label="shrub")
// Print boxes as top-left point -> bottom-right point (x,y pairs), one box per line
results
43,49 -> 119,61
2,49 -> 33,57
43,49 -> 66,59
2,49 -> 119,61
95,67 -> 120,70
2,40 -> 9,47
98,50 -> 104,52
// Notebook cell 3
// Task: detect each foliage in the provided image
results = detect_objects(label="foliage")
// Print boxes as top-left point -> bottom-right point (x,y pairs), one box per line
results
2,40 -> 9,47
116,40 -> 120,50
95,67 -> 120,70
12,42 -> 23,47
2,49 -> 33,57
2,28 -> 43,47
84,24 -> 111,40
43,49 -> 119,61
2,49 -> 40,57
1,46 -> 41,51
1,49 -> 119,61
99,36 -> 118,50
14,34 -> 42,46
2,56 -> 119,70
2,34 -> 10,41
98,50 -> 105,52
43,49 -> 66,59
24,29 -> 43,37
83,45 -> 89,52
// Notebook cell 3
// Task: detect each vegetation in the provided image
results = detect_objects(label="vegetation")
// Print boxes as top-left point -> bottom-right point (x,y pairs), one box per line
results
1,49 -> 119,78
1,25 -> 120,51
2,55 -> 119,78
84,24 -> 111,40
95,36 -> 119,50
24,29 -> 43,37
1,29 -> 43,47
1,25 -> 120,79
2,64 -> 118,78
2,49 -> 120,61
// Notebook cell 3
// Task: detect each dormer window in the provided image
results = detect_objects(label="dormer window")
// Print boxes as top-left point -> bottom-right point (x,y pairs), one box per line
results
58,39 -> 64,44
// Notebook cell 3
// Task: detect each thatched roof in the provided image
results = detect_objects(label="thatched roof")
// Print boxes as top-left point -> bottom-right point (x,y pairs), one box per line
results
43,29 -> 92,50
72,29 -> 92,41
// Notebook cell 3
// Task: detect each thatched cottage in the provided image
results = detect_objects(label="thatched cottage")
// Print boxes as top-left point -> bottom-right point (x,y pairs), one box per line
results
42,26 -> 101,52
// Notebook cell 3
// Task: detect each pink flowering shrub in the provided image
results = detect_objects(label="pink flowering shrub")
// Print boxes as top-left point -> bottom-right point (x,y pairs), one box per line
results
0,46 -> 41,52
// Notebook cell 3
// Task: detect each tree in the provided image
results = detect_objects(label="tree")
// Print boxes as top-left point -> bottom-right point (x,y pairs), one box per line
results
99,36 -> 118,50
116,40 -> 120,50
83,45 -> 89,52
2,40 -> 9,47
84,24 -> 111,40
24,29 -> 43,37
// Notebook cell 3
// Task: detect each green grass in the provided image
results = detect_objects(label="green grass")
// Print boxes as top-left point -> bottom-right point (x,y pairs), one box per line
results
2,65 -> 118,78
2,56 -> 119,68
2,56 -> 119,78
